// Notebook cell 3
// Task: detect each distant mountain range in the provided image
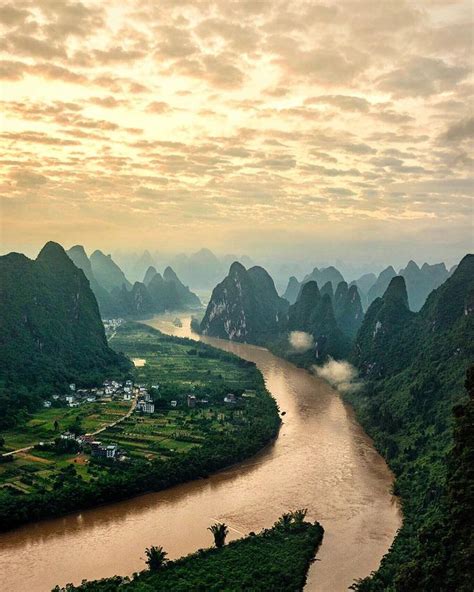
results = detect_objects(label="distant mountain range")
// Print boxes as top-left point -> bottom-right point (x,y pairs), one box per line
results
0,242 -> 130,427
283,259 -> 452,312
67,246 -> 201,318
112,248 -> 254,288
200,255 -> 467,364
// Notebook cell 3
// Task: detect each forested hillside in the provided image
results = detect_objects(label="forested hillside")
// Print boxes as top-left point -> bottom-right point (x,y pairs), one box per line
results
0,242 -> 130,428
67,246 -> 201,318
347,254 -> 473,590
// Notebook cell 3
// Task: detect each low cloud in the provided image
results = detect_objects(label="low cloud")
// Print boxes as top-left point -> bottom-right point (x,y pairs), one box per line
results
313,358 -> 362,393
289,331 -> 313,352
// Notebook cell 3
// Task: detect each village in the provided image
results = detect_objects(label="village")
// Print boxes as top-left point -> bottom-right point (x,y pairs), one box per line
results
37,377 -> 250,464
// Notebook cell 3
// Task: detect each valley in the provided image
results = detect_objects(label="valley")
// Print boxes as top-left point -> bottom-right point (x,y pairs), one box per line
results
0,314 -> 400,592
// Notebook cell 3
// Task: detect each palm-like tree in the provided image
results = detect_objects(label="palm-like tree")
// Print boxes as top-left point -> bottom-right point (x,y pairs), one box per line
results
144,545 -> 168,571
276,513 -> 293,531
208,522 -> 229,548
292,508 -> 308,526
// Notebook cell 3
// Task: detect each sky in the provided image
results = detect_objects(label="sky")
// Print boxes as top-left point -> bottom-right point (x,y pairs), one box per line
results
0,0 -> 473,267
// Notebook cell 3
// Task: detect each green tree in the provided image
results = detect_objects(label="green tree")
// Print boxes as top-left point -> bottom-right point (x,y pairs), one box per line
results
208,522 -> 229,548
144,546 -> 168,572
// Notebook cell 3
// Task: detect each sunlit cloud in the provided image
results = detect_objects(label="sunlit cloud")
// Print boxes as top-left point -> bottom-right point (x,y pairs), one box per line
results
0,0 -> 472,263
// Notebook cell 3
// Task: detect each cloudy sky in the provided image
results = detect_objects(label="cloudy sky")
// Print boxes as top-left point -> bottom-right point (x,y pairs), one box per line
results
0,0 -> 472,265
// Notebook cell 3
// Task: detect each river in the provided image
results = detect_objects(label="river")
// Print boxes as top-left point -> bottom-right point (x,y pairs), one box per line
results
0,315 -> 401,592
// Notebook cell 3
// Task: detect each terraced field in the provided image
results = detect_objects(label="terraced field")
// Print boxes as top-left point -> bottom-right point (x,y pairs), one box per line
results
1,401 -> 131,451
0,322 -> 263,495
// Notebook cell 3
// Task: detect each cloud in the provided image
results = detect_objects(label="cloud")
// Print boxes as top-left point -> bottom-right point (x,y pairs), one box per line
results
88,96 -> 127,109
147,101 -> 172,114
1,34 -> 67,59
10,169 -> 49,187
440,117 -> 474,143
0,4 -> 30,26
377,56 -> 469,97
0,60 -> 25,80
313,359 -> 362,393
289,331 -> 314,352
305,94 -> 371,112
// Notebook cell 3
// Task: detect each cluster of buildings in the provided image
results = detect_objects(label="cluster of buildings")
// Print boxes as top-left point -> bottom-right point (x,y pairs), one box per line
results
42,380 -> 159,409
102,318 -> 124,337
137,391 -> 155,414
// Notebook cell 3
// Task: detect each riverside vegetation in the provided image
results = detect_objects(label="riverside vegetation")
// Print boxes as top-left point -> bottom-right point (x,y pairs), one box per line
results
200,254 -> 473,589
53,511 -> 324,592
347,256 -> 474,591
0,322 -> 280,531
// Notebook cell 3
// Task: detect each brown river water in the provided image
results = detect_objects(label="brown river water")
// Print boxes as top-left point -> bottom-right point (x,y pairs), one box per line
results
0,315 -> 401,591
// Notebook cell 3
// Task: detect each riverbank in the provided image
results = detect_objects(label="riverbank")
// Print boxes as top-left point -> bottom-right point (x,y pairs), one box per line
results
0,315 -> 399,592
54,514 -> 324,592
0,322 -> 281,532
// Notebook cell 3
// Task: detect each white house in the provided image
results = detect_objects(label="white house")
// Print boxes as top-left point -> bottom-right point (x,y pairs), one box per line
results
137,399 -> 154,414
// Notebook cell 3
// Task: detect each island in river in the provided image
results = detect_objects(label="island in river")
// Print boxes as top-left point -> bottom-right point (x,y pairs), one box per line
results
54,513 -> 325,592
0,314 -> 400,592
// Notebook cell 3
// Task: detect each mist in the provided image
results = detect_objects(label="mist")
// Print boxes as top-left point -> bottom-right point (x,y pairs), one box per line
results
313,359 -> 362,394
289,331 -> 314,352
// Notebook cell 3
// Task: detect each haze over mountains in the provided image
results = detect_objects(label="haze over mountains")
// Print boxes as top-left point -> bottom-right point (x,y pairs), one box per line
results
113,248 -> 255,289
67,246 -> 201,318
66,243 -> 456,322
282,259 -> 452,312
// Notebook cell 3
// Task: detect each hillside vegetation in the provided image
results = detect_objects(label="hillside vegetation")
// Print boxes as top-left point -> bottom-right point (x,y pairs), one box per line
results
347,255 -> 473,590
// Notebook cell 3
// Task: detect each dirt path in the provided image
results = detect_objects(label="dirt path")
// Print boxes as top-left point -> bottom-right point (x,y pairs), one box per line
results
1,397 -> 137,457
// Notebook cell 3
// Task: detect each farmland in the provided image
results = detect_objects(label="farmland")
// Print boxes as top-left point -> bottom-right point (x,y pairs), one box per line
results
101,322 -> 263,459
0,322 -> 281,529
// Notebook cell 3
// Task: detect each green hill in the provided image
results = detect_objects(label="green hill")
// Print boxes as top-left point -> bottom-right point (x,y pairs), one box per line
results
0,242 -> 130,428
347,254 -> 474,590
201,262 -> 288,343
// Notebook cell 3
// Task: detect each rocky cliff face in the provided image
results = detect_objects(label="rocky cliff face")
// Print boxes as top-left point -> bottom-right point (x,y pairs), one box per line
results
200,262 -> 288,342
335,283 -> 364,339
287,280 -> 350,360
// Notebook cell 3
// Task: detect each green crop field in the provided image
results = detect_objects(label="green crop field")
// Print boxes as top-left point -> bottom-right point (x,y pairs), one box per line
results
0,322 -> 266,498
0,401 -> 131,451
